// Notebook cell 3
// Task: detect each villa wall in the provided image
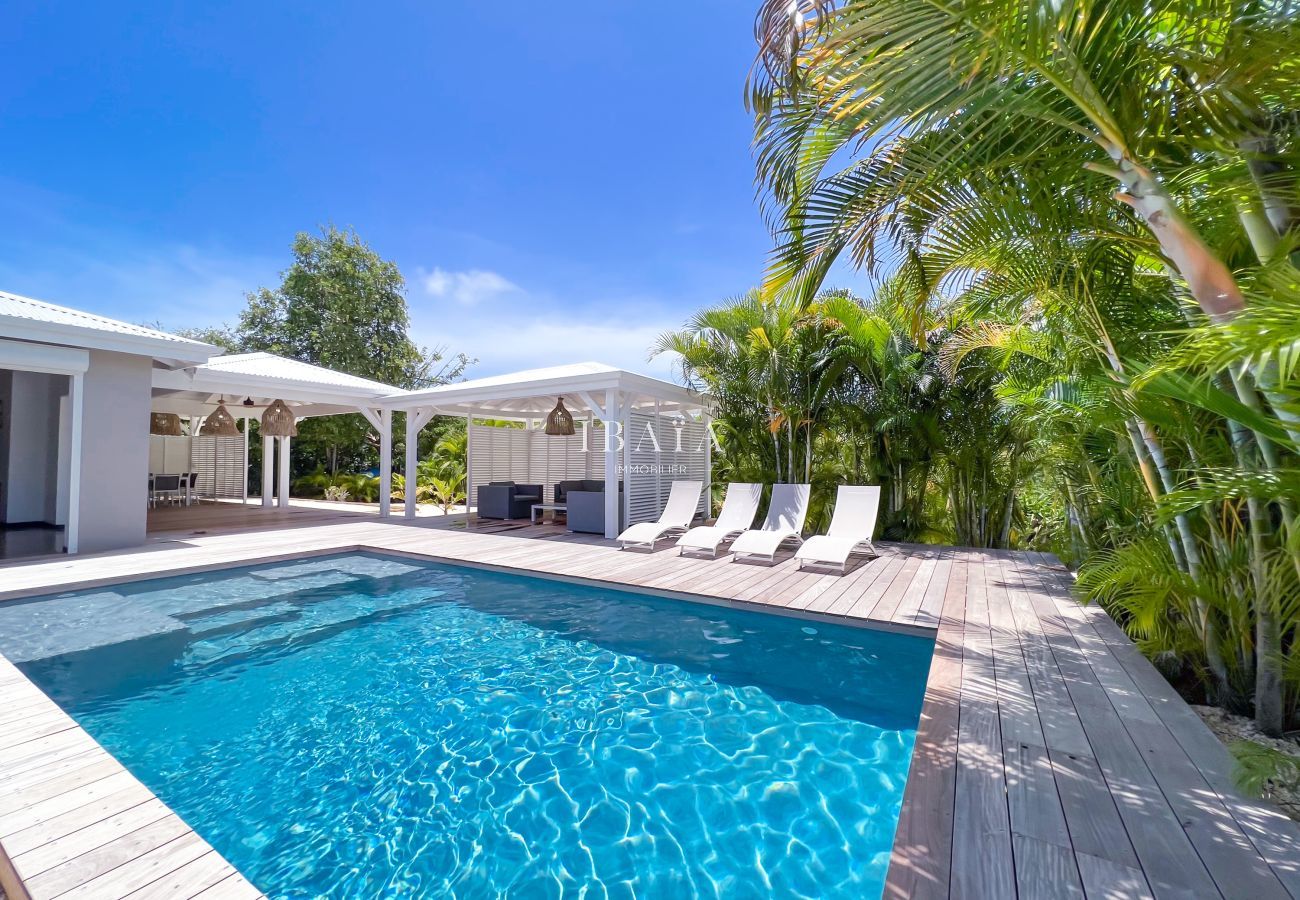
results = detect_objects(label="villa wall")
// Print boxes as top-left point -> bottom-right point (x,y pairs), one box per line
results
76,349 -> 153,553
0,369 -> 66,525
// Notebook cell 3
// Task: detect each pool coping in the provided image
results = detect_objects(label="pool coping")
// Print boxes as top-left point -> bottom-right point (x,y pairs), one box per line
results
2,521 -> 1298,899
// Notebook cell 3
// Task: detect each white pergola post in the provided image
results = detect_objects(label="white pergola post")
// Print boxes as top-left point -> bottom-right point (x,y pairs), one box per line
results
703,408 -> 713,519
622,398 -> 632,530
603,388 -> 620,540
261,435 -> 275,508
378,409 -> 392,518
277,435 -> 291,508
241,416 -> 250,504
404,411 -> 418,518
464,411 -> 473,519
403,407 -> 435,519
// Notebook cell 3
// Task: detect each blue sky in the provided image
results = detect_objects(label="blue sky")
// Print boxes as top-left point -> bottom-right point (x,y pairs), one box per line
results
0,1 -> 868,379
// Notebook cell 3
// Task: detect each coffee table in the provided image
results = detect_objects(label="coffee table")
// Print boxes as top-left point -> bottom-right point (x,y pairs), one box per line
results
531,503 -> 567,524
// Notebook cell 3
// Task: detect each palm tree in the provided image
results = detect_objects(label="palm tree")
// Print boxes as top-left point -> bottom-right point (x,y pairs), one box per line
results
748,0 -> 1300,733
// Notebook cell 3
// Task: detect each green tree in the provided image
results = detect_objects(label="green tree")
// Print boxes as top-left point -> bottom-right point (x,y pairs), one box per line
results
237,225 -> 425,388
191,225 -> 473,478
748,0 -> 1300,733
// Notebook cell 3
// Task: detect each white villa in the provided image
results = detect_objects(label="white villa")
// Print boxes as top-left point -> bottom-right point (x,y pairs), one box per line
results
0,289 -> 709,560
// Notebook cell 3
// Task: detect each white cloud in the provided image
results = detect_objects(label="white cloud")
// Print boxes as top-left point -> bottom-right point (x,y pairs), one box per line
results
413,307 -> 684,383
421,267 -> 520,305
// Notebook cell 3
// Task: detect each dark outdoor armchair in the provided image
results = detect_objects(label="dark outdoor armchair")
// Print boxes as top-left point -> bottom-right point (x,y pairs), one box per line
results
477,481 -> 543,520
562,480 -> 625,534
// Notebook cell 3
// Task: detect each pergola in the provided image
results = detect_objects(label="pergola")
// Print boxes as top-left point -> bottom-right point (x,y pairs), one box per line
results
151,352 -> 404,512
381,362 -> 711,538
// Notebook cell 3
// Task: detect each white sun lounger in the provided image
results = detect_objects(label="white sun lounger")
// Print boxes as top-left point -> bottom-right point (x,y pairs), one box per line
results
676,483 -> 763,557
794,485 -> 881,573
728,483 -> 811,564
617,480 -> 704,550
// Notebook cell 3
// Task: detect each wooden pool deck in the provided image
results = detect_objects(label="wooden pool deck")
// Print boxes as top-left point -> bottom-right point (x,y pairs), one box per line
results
2,508 -> 1298,899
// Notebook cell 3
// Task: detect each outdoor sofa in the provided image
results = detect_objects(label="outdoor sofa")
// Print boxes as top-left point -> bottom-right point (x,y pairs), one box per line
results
477,481 -> 543,520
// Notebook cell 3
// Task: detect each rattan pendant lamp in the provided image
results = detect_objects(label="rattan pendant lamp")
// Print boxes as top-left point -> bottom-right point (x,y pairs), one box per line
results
261,399 -> 298,437
544,397 -> 574,436
150,412 -> 183,436
199,400 -> 239,436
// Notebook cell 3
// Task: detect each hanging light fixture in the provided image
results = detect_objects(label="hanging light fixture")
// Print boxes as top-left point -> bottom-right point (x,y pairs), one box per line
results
242,396 -> 256,408
150,412 -> 183,436
544,396 -> 575,436
199,401 -> 239,436
260,399 -> 298,437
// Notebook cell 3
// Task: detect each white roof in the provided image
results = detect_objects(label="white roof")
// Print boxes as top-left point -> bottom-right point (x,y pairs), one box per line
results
197,353 -> 401,395
0,289 -> 215,365
151,352 -> 402,418
384,361 -> 705,418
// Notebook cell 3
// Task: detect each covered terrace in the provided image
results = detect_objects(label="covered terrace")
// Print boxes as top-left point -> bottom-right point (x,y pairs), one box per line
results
381,363 -> 712,538
150,352 -> 403,512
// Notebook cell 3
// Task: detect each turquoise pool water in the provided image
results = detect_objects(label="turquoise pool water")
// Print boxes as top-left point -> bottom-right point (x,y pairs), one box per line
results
11,553 -> 933,899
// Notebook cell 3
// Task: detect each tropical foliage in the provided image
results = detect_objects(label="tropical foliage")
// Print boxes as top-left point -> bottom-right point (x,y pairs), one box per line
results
683,0 -> 1300,734
181,226 -> 472,488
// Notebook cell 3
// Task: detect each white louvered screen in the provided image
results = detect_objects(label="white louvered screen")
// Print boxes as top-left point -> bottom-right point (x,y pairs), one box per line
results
191,435 -> 245,499
622,410 -> 710,526
469,423 -> 613,507
627,411 -> 661,524
468,424 -> 531,506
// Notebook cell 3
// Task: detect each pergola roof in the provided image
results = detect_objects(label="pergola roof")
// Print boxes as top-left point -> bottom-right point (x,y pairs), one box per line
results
382,361 -> 706,420
0,289 -> 216,367
151,352 -> 402,418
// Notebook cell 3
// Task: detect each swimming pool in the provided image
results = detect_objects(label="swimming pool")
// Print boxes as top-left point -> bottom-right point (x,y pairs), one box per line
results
6,553 -> 933,899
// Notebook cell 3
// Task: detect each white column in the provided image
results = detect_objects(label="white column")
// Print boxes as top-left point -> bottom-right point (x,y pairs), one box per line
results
703,408 -> 713,520
378,409 -> 392,517
465,411 -> 473,518
404,409 -> 420,518
277,435 -> 291,508
622,401 -> 632,528
603,388 -> 620,539
242,417 -> 250,504
65,372 -> 84,554
262,435 -> 275,508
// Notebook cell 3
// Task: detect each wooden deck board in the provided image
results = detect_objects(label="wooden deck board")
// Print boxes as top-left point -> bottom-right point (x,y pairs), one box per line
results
1,506 -> 1297,899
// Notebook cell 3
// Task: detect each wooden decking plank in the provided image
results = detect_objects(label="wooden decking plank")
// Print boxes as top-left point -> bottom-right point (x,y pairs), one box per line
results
1036,564 -> 1300,897
190,870 -> 265,899
950,626 -> 1016,899
1121,717 -> 1289,899
0,757 -> 123,808
22,817 -> 193,898
788,552 -> 889,611
11,800 -> 172,881
831,553 -> 906,618
1074,851 -> 1155,900
892,550 -> 941,624
873,550 -> 934,623
1073,709 -> 1221,897
1004,740 -> 1071,850
0,783 -> 158,858
0,749 -> 102,794
913,551 -> 953,629
1012,833 -> 1085,900
846,554 -> 919,620
120,850 -> 240,900
1048,750 -> 1142,872
57,830 -> 210,900
884,632 -> 961,899
0,771 -> 140,840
